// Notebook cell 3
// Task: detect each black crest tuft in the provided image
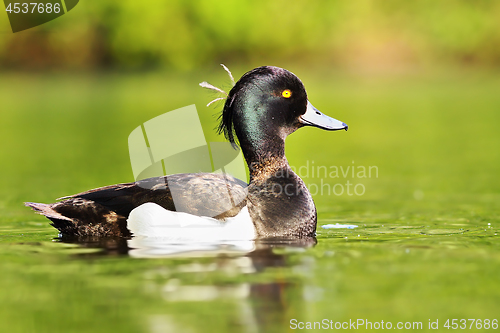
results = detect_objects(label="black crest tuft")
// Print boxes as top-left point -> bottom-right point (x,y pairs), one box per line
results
217,91 -> 238,147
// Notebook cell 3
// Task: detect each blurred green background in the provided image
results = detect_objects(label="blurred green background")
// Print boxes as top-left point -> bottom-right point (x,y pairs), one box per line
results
1,0 -> 500,70
1,1 -> 500,333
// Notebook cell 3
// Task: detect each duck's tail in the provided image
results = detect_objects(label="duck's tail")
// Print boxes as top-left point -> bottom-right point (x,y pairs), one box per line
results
25,199 -> 130,238
24,177 -> 173,237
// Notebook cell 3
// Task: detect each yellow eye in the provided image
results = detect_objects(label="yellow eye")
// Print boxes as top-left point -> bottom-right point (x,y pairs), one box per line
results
281,89 -> 292,98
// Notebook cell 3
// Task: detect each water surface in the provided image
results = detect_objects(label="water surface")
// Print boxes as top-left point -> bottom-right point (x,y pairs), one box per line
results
1,70 -> 499,332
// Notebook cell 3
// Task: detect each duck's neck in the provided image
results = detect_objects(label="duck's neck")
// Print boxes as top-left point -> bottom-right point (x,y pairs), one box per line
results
240,135 -> 317,238
239,134 -> 289,182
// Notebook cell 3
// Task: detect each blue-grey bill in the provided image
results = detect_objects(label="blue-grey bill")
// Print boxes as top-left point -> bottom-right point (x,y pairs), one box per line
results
299,101 -> 348,131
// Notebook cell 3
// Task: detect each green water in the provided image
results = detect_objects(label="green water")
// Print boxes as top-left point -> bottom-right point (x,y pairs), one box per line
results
1,69 -> 499,332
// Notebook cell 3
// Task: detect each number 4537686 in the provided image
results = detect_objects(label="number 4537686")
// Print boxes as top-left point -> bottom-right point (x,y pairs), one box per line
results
5,3 -> 61,14
444,319 -> 498,329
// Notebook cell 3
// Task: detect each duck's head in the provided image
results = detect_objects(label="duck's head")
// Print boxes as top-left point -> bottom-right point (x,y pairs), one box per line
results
218,66 -> 347,162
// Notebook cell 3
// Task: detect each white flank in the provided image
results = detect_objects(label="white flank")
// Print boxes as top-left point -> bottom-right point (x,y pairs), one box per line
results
127,203 -> 256,241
